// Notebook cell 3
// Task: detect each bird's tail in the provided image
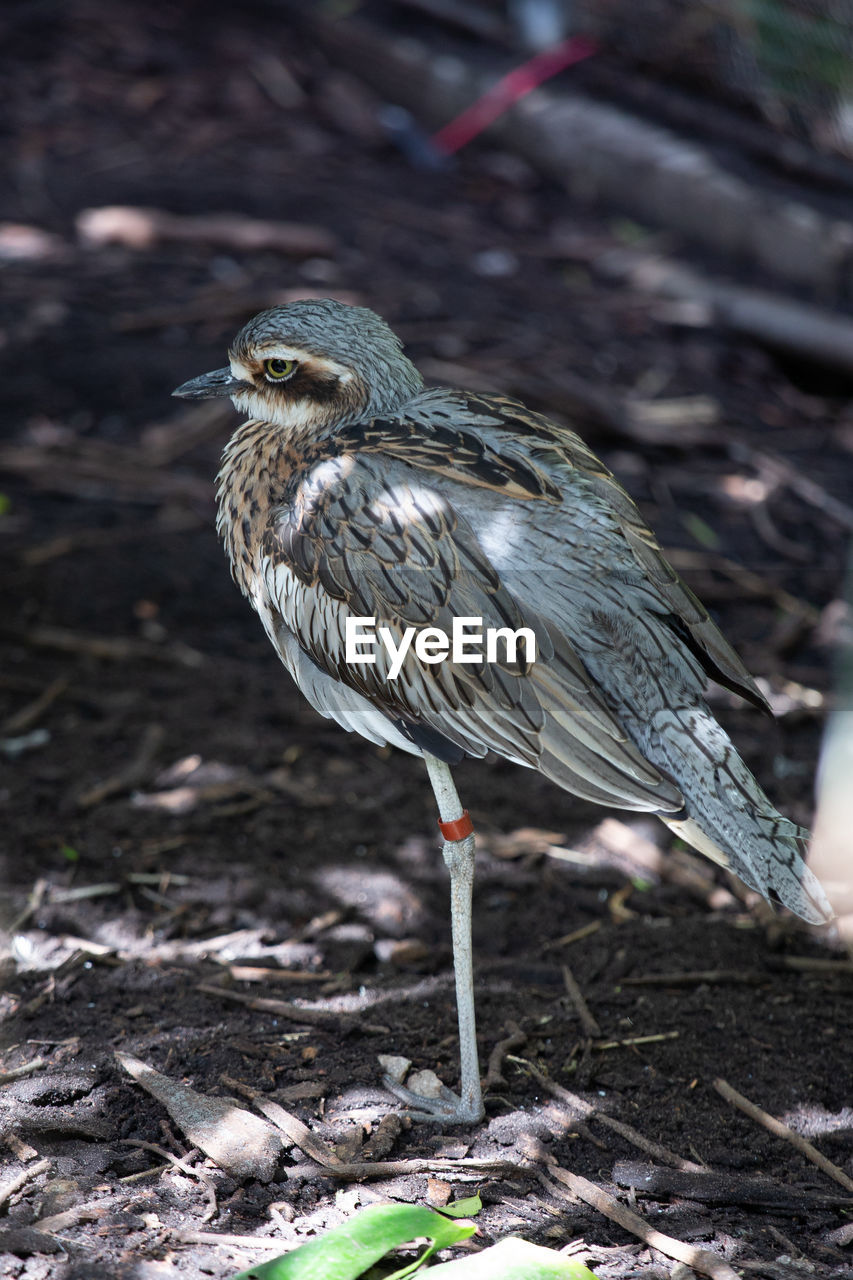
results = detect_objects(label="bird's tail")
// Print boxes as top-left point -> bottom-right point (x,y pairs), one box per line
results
649,705 -> 832,925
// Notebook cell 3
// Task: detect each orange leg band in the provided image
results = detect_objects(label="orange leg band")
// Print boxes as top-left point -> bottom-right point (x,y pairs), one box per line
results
438,811 -> 474,842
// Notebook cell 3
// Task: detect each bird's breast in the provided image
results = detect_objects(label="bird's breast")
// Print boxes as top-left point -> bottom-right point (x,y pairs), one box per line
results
215,419 -> 293,600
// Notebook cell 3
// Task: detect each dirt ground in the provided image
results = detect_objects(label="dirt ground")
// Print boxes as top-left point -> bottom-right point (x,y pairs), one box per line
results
2,3 -> 853,1278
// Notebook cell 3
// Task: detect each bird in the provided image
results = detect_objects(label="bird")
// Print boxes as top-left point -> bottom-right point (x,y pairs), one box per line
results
174,298 -> 832,1124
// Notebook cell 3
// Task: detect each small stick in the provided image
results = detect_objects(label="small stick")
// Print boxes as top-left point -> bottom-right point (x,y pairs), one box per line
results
0,1055 -> 46,1084
542,920 -> 601,952
7,877 -> 48,934
176,1230 -> 293,1250
777,956 -> 853,974
197,983 -> 355,1029
120,1139 -> 218,1221
0,1158 -> 52,1210
14,624 -> 204,667
77,723 -> 164,808
1,677 -> 68,734
593,1031 -> 679,1050
226,965 -> 333,984
622,970 -> 767,986
542,1168 -> 740,1280
520,1059 -> 702,1171
254,1095 -> 516,1181
562,965 -> 602,1037
483,1020 -> 527,1089
714,1078 -> 853,1194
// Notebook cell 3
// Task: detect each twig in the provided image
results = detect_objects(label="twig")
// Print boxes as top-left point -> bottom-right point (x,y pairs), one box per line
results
225,965 -> 334,984
519,1058 -> 702,1170
664,549 -> 820,625
175,1230 -> 290,1250
562,964 -> 602,1037
541,1167 -> 740,1280
77,205 -> 336,257
77,723 -> 165,808
9,625 -> 204,668
713,1078 -> 853,1194
119,1140 -> 218,1221
623,970 -> 767,986
776,955 -> 853,974
541,920 -> 601,952
48,883 -> 121,904
118,1162 -> 172,1184
7,877 -> 48,933
592,1031 -> 679,1050
483,1020 -> 527,1089
23,512 -> 202,567
0,1055 -> 46,1084
1,678 -> 68,734
730,442 -> 853,535
597,247 -> 853,379
197,982 -> 359,1029
0,1158 -> 52,1210
254,1096 -> 516,1182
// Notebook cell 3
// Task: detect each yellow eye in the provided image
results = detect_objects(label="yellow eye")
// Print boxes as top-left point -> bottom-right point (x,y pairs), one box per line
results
264,358 -> 295,380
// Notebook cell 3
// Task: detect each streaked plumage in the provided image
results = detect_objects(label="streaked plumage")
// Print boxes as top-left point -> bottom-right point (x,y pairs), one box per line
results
174,298 -> 831,1122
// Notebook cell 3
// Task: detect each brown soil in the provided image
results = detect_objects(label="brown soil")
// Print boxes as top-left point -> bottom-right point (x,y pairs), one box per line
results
1,3 -> 852,1278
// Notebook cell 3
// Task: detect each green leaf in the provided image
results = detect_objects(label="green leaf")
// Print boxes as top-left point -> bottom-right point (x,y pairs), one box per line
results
0,494 -> 11,516
61,845 -> 80,863
681,512 -> 721,550
229,1203 -> 476,1280
424,1238 -> 599,1279
439,1195 -> 481,1219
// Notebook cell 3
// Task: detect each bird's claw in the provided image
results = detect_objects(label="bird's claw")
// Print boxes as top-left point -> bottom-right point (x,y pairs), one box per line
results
381,1072 -> 484,1124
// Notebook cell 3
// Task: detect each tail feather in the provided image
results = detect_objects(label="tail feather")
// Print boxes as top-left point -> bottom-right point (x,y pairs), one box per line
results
648,706 -> 833,925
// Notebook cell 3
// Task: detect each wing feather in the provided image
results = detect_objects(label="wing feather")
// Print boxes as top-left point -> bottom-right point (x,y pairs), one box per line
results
262,448 -> 683,813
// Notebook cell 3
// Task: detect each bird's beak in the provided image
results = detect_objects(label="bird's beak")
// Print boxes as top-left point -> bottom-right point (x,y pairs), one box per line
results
172,367 -> 250,400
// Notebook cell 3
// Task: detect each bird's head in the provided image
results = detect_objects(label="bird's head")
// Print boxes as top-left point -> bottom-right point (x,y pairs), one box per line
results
172,298 -> 424,433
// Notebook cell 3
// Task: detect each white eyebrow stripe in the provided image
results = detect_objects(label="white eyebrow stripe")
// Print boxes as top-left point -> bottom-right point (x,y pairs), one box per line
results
232,347 -> 353,383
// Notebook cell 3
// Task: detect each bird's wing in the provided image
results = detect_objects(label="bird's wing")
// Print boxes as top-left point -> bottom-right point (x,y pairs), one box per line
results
357,390 -> 770,715
260,447 -> 682,812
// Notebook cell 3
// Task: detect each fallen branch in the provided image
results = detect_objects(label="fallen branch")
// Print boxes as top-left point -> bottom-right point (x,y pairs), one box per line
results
542,1167 -> 740,1280
714,1077 -> 853,1194
598,247 -> 853,377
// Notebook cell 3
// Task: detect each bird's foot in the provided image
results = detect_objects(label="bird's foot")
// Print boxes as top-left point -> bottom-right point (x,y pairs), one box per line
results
382,1071 -> 484,1124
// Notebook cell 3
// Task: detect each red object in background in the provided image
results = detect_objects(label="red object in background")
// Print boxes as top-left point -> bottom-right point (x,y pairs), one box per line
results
431,35 -> 598,156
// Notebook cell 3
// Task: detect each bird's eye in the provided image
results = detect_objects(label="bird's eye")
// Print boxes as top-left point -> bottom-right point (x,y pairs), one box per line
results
264,358 -> 296,380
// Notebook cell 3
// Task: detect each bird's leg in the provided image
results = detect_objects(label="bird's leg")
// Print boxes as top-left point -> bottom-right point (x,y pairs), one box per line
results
382,752 -> 485,1123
